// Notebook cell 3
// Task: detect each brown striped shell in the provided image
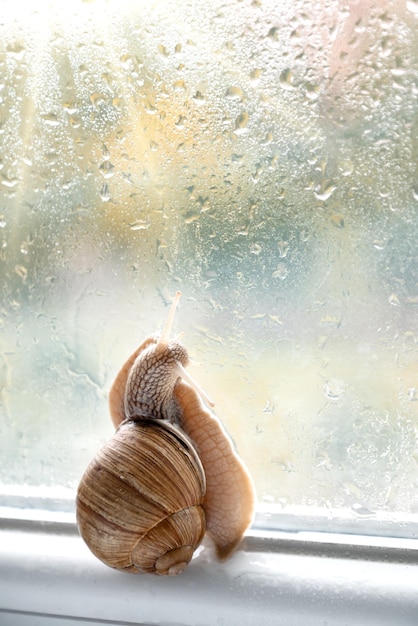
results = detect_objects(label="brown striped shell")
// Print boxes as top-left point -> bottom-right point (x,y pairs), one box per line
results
76,418 -> 206,575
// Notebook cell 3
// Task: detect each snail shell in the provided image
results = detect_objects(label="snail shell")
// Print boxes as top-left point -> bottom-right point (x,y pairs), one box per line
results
76,292 -> 255,575
76,418 -> 206,575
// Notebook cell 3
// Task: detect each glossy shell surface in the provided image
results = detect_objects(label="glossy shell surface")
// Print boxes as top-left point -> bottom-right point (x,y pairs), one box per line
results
76,418 -> 206,575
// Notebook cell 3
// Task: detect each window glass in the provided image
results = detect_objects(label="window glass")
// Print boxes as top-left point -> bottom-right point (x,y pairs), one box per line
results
1,0 -> 418,528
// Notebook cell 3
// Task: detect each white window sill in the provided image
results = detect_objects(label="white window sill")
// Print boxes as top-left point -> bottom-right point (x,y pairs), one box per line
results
1,511 -> 418,626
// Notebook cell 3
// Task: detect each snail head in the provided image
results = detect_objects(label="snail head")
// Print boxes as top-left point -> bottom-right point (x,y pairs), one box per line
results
124,292 -> 213,422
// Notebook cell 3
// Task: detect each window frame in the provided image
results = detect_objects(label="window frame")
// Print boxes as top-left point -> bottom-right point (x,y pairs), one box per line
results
1,497 -> 418,626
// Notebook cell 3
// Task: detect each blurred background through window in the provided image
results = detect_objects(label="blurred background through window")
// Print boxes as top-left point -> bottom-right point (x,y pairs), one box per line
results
1,0 -> 418,529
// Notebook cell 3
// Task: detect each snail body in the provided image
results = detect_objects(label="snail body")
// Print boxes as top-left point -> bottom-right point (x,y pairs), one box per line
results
76,293 -> 255,575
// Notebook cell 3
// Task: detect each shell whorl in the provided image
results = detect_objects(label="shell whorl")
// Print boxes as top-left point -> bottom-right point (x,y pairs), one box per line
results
76,419 -> 206,575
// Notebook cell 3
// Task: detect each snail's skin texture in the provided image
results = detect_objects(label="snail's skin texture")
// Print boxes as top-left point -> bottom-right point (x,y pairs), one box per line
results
174,380 -> 255,559
109,333 -> 256,562
108,334 -> 156,427
77,293 -> 256,575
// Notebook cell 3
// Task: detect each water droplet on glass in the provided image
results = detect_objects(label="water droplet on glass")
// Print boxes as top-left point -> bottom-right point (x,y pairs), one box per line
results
184,211 -> 200,224
158,44 -> 169,57
272,262 -> 287,280
173,79 -> 186,90
101,144 -> 110,160
15,264 -> 27,281
320,315 -> 341,327
129,220 -> 151,231
388,293 -> 401,306
338,160 -> 354,176
90,93 -> 106,108
252,164 -> 263,183
330,213 -> 345,228
193,91 -> 205,104
262,400 -> 275,414
234,111 -> 249,134
277,240 -> 289,258
403,331 -> 416,345
261,130 -> 274,145
99,161 -> 114,179
69,116 -> 81,128
41,112 -> 60,126
317,335 -> 328,350
305,82 -> 319,100
100,183 -> 111,202
267,27 -> 279,41
120,54 -> 133,70
175,115 -> 186,128
271,458 -> 294,473
378,186 -> 390,199
250,243 -> 262,255
63,101 -> 78,115
250,68 -> 261,83
225,87 -> 245,102
406,0 -> 418,14
323,380 -> 345,400
314,181 -> 337,201
2,175 -> 18,188
351,504 -> 376,519
391,66 -> 406,78
20,241 -> 29,255
237,223 -> 249,236
6,43 -> 25,60
279,68 -> 294,90
251,313 -> 266,320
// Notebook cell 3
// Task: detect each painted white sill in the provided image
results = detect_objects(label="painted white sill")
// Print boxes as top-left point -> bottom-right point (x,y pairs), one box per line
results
1,511 -> 418,626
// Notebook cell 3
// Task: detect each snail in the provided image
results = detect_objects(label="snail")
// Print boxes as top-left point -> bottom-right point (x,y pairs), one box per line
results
76,292 -> 255,575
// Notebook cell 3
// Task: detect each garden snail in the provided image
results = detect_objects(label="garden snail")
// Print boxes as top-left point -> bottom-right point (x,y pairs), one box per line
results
76,292 -> 255,575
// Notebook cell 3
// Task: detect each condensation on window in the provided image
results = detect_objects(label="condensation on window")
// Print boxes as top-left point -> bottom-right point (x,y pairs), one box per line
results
0,0 -> 417,523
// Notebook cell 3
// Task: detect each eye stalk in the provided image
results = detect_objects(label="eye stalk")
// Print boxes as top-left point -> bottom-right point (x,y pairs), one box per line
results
158,291 -> 182,347
175,361 -> 215,408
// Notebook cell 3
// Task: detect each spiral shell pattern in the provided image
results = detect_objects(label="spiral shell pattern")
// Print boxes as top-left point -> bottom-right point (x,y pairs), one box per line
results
76,418 -> 206,575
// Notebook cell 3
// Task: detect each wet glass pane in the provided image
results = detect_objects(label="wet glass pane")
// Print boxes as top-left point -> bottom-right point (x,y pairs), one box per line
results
1,0 -> 418,528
